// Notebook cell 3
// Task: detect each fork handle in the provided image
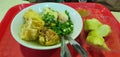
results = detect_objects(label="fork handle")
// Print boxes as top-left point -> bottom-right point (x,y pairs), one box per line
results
60,36 -> 71,57
66,36 -> 88,57
70,42 -> 88,57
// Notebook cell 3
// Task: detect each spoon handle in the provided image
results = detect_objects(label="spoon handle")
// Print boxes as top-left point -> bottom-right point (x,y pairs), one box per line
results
66,36 -> 88,57
60,36 -> 71,57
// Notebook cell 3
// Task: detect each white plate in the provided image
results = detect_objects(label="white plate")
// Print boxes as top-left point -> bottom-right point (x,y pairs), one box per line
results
11,2 -> 83,50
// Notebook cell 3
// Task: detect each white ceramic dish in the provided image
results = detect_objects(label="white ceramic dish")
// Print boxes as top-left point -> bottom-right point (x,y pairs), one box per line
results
11,2 -> 83,50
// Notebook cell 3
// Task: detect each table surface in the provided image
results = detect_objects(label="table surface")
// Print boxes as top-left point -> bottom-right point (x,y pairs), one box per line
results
1,3 -> 120,57
0,0 -> 120,23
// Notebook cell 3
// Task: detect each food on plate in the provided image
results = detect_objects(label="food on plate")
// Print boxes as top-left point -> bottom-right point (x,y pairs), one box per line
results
23,9 -> 43,21
86,35 -> 110,51
84,18 -> 111,51
84,18 -> 102,31
95,24 -> 111,37
42,8 -> 73,35
58,11 -> 68,23
42,8 -> 58,21
39,28 -> 60,45
20,9 -> 45,41
20,7 -> 73,46
88,24 -> 111,37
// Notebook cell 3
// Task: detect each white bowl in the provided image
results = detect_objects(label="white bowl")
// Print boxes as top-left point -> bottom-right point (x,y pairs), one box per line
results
11,2 -> 83,50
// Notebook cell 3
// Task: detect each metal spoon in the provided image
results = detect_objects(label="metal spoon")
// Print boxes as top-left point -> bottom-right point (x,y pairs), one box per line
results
60,36 -> 71,57
65,35 -> 88,57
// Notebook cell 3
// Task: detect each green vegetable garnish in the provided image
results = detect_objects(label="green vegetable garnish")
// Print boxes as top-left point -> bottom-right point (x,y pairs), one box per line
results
42,9 -> 73,35
65,10 -> 70,20
51,20 -> 73,35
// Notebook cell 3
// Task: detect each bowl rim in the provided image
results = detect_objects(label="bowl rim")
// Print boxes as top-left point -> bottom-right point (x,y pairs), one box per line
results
10,2 -> 83,50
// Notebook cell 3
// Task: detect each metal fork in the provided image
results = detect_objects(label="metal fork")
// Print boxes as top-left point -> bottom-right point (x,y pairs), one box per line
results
65,35 -> 88,57
60,36 -> 71,57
